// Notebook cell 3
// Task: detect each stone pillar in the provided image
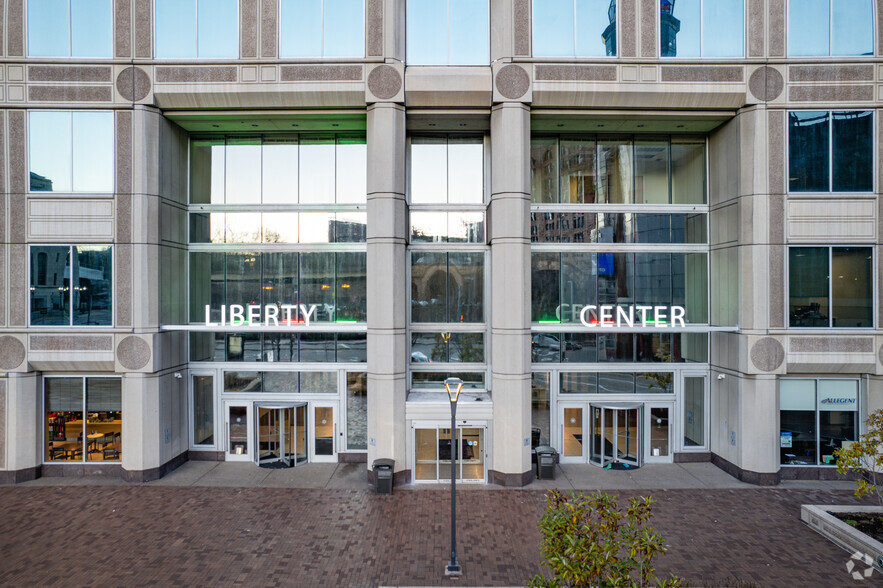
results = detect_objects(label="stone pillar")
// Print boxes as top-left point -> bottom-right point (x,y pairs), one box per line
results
738,376 -> 779,483
121,373 -> 161,480
366,103 -> 409,482
489,102 -> 532,486
3,372 -> 40,482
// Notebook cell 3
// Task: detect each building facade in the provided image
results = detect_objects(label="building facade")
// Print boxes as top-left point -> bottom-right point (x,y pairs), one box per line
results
1,0 -> 881,486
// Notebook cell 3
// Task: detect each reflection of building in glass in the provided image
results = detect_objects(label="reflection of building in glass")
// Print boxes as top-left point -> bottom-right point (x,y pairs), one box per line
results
29,171 -> 52,191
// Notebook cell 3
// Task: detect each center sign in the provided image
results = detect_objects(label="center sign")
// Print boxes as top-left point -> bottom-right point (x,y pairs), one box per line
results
575,305 -> 686,328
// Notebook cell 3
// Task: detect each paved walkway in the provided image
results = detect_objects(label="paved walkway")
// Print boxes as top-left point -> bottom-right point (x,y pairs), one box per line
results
0,462 -> 875,586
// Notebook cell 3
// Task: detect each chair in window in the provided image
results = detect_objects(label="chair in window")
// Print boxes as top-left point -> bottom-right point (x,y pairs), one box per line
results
48,443 -> 66,460
103,446 -> 119,461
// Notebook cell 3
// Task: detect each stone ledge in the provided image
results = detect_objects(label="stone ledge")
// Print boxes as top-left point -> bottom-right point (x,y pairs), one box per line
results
801,505 -> 883,573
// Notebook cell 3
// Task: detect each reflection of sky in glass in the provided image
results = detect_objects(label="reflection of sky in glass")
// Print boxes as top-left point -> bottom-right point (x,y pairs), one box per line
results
447,140 -> 483,203
672,0 -> 700,57
407,0 -> 447,64
262,213 -> 299,243
300,140 -> 335,203
449,212 -> 484,242
28,0 -> 69,56
832,0 -> 873,56
449,0 -> 489,64
788,0 -> 828,56
300,212 -> 334,243
262,138 -> 298,204
156,0 -> 196,58
198,0 -> 239,58
281,0 -> 322,56
411,140 -> 447,203
226,213 -> 262,243
576,0 -> 612,57
533,0 -> 574,57
71,0 -> 112,57
72,112 -> 113,192
324,0 -> 364,57
211,145 -> 226,203
225,139 -> 261,204
336,140 -> 367,202
703,0 -> 742,57
30,111 -> 72,192
411,211 -> 448,241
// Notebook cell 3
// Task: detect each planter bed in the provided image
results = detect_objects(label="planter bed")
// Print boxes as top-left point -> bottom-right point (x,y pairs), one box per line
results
801,505 -> 883,573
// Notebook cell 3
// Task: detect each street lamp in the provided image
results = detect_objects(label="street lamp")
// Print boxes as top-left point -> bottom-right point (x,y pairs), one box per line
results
444,376 -> 464,576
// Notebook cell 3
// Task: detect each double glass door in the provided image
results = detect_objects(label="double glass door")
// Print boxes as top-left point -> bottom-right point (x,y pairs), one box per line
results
414,424 -> 486,482
255,404 -> 307,467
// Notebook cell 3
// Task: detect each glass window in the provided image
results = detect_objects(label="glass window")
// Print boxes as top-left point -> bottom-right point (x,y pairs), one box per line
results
410,332 -> 485,363
411,211 -> 485,243
155,0 -> 238,58
780,378 -> 858,465
661,0 -> 744,57
29,111 -> 113,193
280,0 -> 364,57
531,373 -> 551,448
45,377 -> 121,463
788,0 -> 874,56
789,111 -> 873,193
533,0 -> 616,57
30,245 -> 112,326
28,0 -> 112,57
346,372 -> 367,450
683,376 -> 705,447
410,136 -> 483,204
411,252 -> 484,323
192,375 -> 214,446
410,371 -> 485,390
407,0 -> 489,64
789,247 -> 872,328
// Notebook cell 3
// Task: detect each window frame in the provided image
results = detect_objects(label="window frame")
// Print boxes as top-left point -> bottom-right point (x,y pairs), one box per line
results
786,109 -> 875,194
778,377 -> 861,467
405,0 -> 491,65
278,0 -> 366,58
43,375 -> 123,464
786,0 -> 876,57
659,0 -> 746,59
154,0 -> 240,59
786,245 -> 875,329
531,0 -> 618,58
28,244 -> 115,328
26,0 -> 113,58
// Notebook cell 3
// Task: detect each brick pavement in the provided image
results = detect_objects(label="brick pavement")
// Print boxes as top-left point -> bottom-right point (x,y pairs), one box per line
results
0,486 -> 878,587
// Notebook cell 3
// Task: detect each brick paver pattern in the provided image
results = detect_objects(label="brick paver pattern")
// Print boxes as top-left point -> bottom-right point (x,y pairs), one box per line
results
0,486 -> 877,587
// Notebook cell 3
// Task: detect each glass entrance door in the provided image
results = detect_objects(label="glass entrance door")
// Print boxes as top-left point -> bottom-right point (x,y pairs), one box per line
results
225,403 -> 251,462
255,403 -> 306,467
310,403 -> 338,462
560,404 -> 585,463
413,423 -> 487,482
589,404 -> 642,467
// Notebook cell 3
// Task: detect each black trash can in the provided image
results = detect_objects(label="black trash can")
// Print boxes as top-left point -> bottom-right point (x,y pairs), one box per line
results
372,458 -> 395,494
535,446 -> 557,480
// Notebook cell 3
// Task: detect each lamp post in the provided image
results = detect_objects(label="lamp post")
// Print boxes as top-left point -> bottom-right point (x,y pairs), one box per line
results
444,377 -> 464,576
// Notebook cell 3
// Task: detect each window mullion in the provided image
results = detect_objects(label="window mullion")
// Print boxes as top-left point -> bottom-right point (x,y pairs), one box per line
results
828,247 -> 833,327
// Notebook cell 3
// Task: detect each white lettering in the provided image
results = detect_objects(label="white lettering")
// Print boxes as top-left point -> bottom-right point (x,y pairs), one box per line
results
580,305 -> 597,327
615,306 -> 634,328
204,305 -> 218,327
654,306 -> 667,326
281,304 -> 297,324
247,304 -> 260,325
299,304 -> 317,328
600,305 -> 613,327
265,304 -> 279,327
671,305 -> 685,328
229,304 -> 245,325
220,304 -> 226,326
636,305 -> 652,327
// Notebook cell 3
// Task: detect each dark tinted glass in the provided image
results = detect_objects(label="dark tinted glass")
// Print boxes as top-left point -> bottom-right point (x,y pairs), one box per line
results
831,247 -> 872,328
531,252 -> 561,323
789,247 -> 829,327
789,111 -> 829,192
530,139 -> 558,203
832,111 -> 873,192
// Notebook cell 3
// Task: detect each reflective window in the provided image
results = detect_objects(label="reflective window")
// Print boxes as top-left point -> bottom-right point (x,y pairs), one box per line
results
533,0 -> 617,57
410,136 -> 483,204
411,252 -> 484,323
280,0 -> 364,57
410,371 -> 485,390
190,212 -> 365,244
533,333 -> 708,364
191,332 -> 366,363
192,375 -> 214,446
531,136 -> 706,204
411,332 -> 485,363
683,376 -> 705,447
223,371 -> 337,393
190,134 -> 366,204
407,0 -> 489,64
661,0 -> 744,57
531,252 -> 707,325
531,373 -> 551,448
155,0 -> 238,58
788,0 -> 874,56
789,247 -> 872,328
45,377 -> 121,463
560,372 -> 674,394
346,372 -> 367,450
189,251 -> 367,324
411,211 -> 484,243
30,246 -> 112,326
788,111 -> 873,193
780,379 -> 858,465
29,111 -> 113,193
28,0 -> 112,57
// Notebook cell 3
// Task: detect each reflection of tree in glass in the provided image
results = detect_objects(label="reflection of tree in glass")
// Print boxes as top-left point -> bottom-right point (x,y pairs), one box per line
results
641,338 -> 673,391
431,332 -> 449,361
457,333 -> 482,363
264,230 -> 281,243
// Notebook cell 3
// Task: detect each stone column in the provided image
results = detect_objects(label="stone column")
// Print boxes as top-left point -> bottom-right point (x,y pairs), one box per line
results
489,102 -> 532,486
366,103 -> 409,482
3,372 -> 40,482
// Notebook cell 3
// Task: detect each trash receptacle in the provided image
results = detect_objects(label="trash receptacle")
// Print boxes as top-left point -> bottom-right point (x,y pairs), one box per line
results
372,458 -> 395,494
535,446 -> 557,480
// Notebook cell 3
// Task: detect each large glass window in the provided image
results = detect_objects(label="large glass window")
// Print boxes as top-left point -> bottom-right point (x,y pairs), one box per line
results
531,136 -> 706,204
788,247 -> 872,328
280,0 -> 364,57
407,0 -> 489,64
660,0 -> 744,57
788,111 -> 873,193
46,377 -> 121,463
780,378 -> 858,466
155,0 -> 238,58
410,136 -> 484,204
346,372 -> 367,450
29,111 -> 113,193
192,375 -> 214,446
683,376 -> 705,447
533,0 -> 617,57
28,0 -> 112,57
411,332 -> 485,363
191,332 -> 366,363
532,372 -> 551,448
533,333 -> 707,363
30,246 -> 113,326
411,252 -> 484,323
190,134 -> 366,205
189,251 -> 366,324
788,0 -> 874,56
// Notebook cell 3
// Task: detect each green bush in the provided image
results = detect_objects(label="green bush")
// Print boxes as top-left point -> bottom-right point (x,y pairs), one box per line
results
529,489 -> 682,588
835,409 -> 883,505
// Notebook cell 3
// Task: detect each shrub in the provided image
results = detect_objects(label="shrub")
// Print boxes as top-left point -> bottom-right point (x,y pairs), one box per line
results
529,489 -> 682,587
834,409 -> 883,505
